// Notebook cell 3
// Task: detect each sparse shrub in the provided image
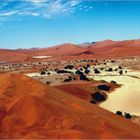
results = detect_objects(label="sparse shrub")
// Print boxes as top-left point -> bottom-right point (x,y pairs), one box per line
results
75,70 -> 84,75
124,113 -> 132,119
64,76 -> 72,82
47,72 -> 51,75
118,66 -> 122,69
116,111 -> 123,116
75,70 -> 89,81
119,70 -> 123,75
100,68 -> 104,70
46,81 -> 50,85
83,65 -> 88,69
57,70 -> 72,74
108,68 -> 113,72
116,111 -> 132,119
111,60 -> 115,63
84,69 -> 90,74
80,74 -> 89,81
90,91 -> 106,103
110,80 -> 117,84
65,65 -> 74,69
97,84 -> 110,91
86,64 -> 90,68
40,71 -> 46,75
94,69 -> 100,74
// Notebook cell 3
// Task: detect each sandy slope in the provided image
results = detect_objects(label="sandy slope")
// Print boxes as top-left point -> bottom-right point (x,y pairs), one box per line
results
0,39 -> 140,62
54,81 -> 119,102
94,74 -> 140,115
0,73 -> 140,138
0,49 -> 28,62
54,82 -> 93,101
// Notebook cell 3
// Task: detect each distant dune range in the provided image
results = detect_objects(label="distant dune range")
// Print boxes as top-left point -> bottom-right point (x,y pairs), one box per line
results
0,73 -> 140,138
0,39 -> 140,63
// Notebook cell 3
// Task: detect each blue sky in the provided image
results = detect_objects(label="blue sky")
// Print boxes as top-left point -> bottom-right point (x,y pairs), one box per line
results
0,0 -> 140,49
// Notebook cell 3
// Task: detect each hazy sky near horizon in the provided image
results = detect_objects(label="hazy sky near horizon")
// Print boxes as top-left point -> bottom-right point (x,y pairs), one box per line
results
0,0 -> 140,49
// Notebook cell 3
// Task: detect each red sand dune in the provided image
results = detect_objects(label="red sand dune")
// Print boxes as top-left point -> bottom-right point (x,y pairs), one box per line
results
0,49 -> 28,63
88,39 -> 140,57
0,73 -> 140,138
55,82 -> 93,101
0,39 -> 140,62
55,81 -> 120,101
23,39 -> 140,59
17,43 -> 86,57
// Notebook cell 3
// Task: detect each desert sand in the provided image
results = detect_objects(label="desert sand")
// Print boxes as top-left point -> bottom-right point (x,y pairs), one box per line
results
0,38 -> 140,139
94,74 -> 140,115
0,39 -> 140,63
0,73 -> 140,138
